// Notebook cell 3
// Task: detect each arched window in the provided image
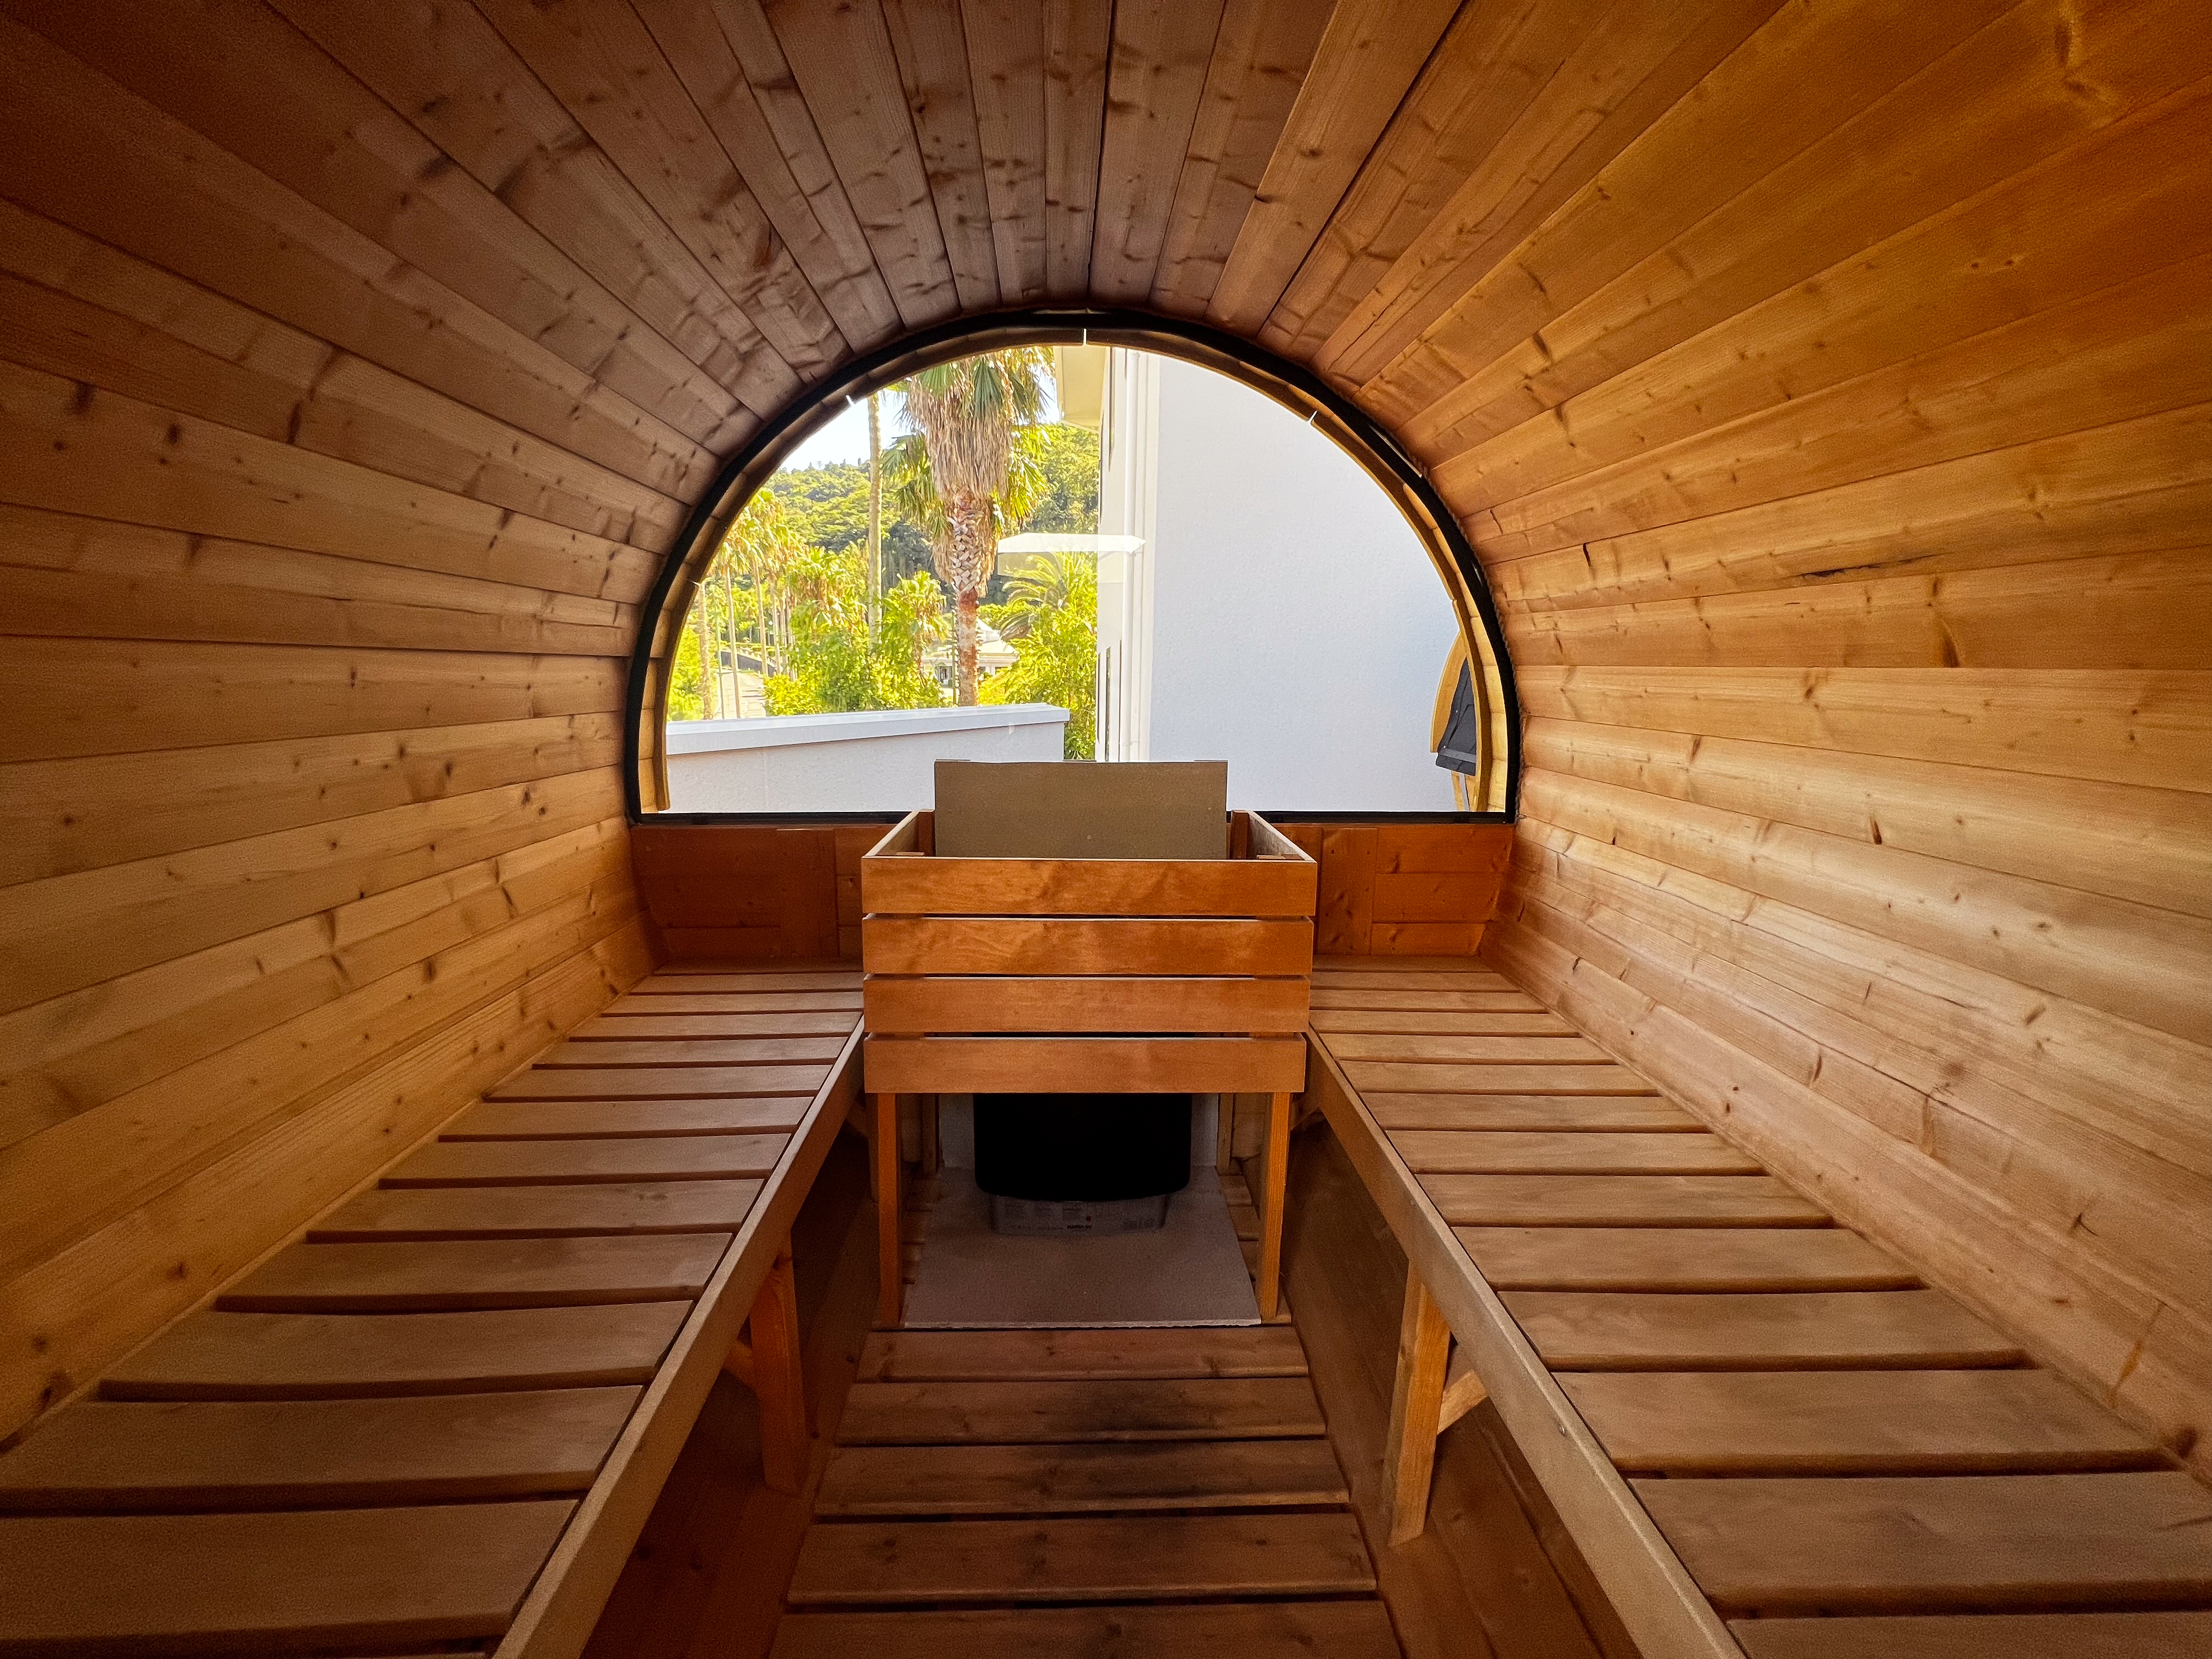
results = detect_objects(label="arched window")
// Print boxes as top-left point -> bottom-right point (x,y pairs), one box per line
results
626,313 -> 1517,820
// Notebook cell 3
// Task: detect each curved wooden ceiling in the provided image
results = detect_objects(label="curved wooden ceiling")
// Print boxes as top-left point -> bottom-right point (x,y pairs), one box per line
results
2,0 -> 2208,1477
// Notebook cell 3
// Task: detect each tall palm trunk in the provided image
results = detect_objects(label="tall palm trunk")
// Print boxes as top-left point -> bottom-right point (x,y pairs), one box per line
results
693,586 -> 718,720
866,393 -> 882,635
944,493 -> 992,703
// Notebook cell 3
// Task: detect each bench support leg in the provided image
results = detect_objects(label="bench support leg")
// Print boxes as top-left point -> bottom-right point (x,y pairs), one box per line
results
728,1237 -> 808,1495
873,1091 -> 902,1329
1256,1090 -> 1291,1319
1381,1268 -> 1453,1545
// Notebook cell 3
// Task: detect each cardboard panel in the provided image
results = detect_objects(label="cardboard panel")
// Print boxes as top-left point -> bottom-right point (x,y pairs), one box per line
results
933,762 -> 1228,859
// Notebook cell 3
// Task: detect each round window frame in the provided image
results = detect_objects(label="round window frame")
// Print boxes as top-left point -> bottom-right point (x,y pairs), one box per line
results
624,307 -> 1520,820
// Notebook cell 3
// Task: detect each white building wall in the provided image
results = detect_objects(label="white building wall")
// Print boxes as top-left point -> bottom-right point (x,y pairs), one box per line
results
665,704 -> 1068,812
1124,356 -> 1459,810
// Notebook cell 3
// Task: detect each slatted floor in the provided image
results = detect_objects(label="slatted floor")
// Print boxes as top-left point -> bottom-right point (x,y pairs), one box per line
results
1309,957 -> 2212,1657
0,963 -> 861,1658
770,1321 -> 1400,1658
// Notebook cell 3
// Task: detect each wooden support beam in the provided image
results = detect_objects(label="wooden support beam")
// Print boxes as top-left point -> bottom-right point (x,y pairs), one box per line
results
739,1238 -> 806,1496
1438,1345 -> 1488,1434
1379,1267 -> 1453,1546
1256,1091 -> 1293,1319
873,1093 -> 903,1329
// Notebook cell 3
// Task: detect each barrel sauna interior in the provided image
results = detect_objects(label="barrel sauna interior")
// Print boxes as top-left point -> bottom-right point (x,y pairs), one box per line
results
1,3 -> 2209,1657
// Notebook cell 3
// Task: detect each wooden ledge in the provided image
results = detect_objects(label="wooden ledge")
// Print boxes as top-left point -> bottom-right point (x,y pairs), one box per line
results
490,1021 -> 862,1659
1304,1034 -> 1745,1659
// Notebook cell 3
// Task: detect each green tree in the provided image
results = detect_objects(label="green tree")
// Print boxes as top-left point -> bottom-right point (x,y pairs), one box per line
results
891,348 -> 1052,703
666,620 -> 707,721
761,549 -> 949,716
981,553 -> 1097,759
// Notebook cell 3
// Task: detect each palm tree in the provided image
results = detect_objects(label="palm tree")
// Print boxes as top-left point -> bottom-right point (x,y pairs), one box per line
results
989,551 -> 1089,640
890,348 -> 1052,703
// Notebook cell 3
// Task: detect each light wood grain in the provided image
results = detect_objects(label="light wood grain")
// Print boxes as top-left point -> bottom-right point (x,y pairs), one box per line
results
102,1305 -> 689,1400
816,1436 -> 1347,1515
219,1236 -> 726,1311
1562,1369 -> 2166,1475
1639,1472 -> 2212,1613
1455,1227 -> 1916,1293
865,1035 -> 1307,1094
0,1502 -> 576,1652
1394,1131 -> 1762,1175
1504,1289 -> 2022,1370
768,1602 -> 1403,1659
384,1135 -> 788,1187
1728,1611 -> 2212,1658
854,1325 -> 1308,1381
0,1389 -> 637,1510
840,1376 -> 1325,1443
440,1098 -> 812,1140
866,974 -> 1308,1034
788,1510 -> 1377,1605
310,1180 -> 766,1240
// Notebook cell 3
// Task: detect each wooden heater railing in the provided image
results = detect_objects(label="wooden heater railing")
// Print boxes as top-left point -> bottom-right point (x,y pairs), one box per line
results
860,809 -> 1318,1324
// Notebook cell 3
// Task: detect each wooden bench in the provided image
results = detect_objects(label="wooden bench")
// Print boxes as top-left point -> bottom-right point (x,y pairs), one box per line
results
861,808 -> 1316,1326
1305,956 -> 2212,1659
0,963 -> 862,1659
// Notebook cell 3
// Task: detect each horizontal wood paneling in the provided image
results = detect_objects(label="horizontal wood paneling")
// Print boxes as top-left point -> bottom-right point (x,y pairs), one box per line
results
1276,822 -> 1514,957
1446,12 -> 2212,1478
3,0 -> 2206,1560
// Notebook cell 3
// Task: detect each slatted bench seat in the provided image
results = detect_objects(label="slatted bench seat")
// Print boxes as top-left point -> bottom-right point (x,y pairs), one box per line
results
0,963 -> 862,1659
1304,956 -> 2212,1659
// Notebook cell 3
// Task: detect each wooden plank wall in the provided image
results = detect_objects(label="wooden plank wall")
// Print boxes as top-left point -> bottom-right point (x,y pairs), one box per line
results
4,0 -> 2209,1490
0,3 -> 698,1443
1444,12 -> 2212,1479
631,823 -> 888,962
1276,824 -> 1514,958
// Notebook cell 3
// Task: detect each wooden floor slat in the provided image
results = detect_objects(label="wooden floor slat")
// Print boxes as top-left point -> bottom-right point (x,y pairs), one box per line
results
541,1036 -> 847,1067
1640,1472 -> 2212,1614
1323,1034 -> 1612,1064
0,1502 -> 574,1653
219,1236 -> 726,1311
1565,1370 -> 2168,1474
1393,1130 -> 1762,1175
854,1325 -> 1309,1381
571,1012 -> 860,1039
786,1511 -> 1378,1605
814,1437 -> 1348,1515
1505,1290 -> 2022,1370
1345,1061 -> 1656,1095
487,1065 -> 832,1101
634,972 -> 861,993
442,1098 -> 812,1139
0,1389 -> 636,1511
101,1305 -> 687,1400
1422,1173 -> 1829,1227
1368,1092 -> 1702,1131
605,991 -> 862,1014
385,1134 -> 787,1186
1310,1010 -> 1576,1035
838,1377 -> 1325,1444
311,1180 -> 764,1239
1729,1610 -> 2212,1657
769,1601 -> 1402,1659
1310,970 -> 1515,991
1308,989 -> 1545,1012
1456,1227 -> 1917,1291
